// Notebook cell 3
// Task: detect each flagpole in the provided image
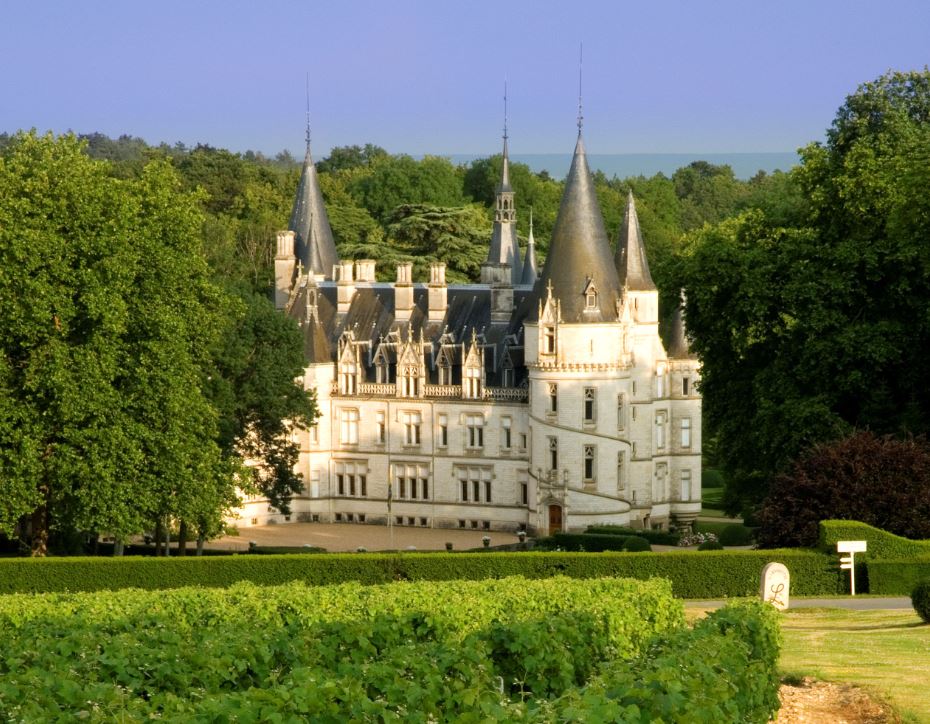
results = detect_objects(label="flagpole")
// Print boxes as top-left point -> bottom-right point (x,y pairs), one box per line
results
388,482 -> 394,551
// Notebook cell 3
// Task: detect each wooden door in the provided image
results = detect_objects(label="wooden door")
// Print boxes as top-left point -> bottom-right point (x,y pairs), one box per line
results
548,505 -> 563,533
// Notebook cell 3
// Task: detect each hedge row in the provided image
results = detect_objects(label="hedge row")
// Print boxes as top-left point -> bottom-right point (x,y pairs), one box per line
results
542,600 -> 782,723
819,520 -> 930,559
0,549 -> 844,597
585,525 -> 681,545
546,532 -> 652,552
866,556 -> 930,595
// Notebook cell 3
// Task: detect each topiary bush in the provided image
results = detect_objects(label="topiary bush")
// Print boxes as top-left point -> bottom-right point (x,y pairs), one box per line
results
621,536 -> 651,552
911,579 -> 930,623
698,540 -> 724,551
719,524 -> 753,547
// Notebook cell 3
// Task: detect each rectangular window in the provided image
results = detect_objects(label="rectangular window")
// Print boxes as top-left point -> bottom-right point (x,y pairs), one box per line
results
543,326 -> 555,354
656,372 -> 665,398
339,409 -> 359,445
466,414 -> 484,448
681,470 -> 692,501
681,417 -> 692,448
502,367 -> 515,387
340,363 -> 357,395
548,384 -> 558,414
501,417 -> 512,450
617,394 -> 624,430
376,411 -> 386,444
309,424 -> 319,445
656,413 -> 666,450
583,445 -> 596,482
335,461 -> 367,498
682,376 -> 690,396
394,463 -> 430,501
548,437 -> 558,471
439,363 -> 451,386
616,452 -> 625,491
402,411 -> 422,445
465,366 -> 481,398
520,432 -> 527,450
583,388 -> 596,423
438,413 -> 448,447
456,465 -> 491,503
521,481 -> 528,506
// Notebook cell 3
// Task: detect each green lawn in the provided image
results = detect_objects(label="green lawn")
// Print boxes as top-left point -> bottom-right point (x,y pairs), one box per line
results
778,608 -> 930,723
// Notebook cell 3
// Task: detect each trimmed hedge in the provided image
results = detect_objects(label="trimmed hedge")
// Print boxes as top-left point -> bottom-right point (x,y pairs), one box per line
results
547,532 -> 652,552
866,556 -> 930,595
819,520 -> 930,559
0,549 -> 844,597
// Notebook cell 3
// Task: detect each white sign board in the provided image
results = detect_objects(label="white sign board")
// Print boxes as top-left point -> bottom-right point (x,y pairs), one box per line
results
837,540 -> 867,553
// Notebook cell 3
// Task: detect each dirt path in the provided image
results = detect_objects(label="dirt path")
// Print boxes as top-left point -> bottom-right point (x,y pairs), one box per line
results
777,678 -> 900,723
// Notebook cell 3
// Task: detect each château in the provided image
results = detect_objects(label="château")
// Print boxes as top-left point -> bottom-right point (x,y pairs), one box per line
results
233,116 -> 702,535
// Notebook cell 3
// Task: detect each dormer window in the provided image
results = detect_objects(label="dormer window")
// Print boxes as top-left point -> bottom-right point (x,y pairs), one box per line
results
464,365 -> 481,399
583,278 -> 598,310
439,359 -> 452,385
339,362 -> 357,395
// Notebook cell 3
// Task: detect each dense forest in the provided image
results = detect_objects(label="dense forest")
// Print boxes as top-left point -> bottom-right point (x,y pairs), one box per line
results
2,69 -> 929,550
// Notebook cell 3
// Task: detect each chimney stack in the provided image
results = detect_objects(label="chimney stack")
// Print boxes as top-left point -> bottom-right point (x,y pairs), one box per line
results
395,262 -> 414,320
336,260 -> 356,313
428,262 -> 447,323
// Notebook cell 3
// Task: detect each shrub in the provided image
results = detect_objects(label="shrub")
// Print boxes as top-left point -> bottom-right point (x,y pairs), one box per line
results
912,579 -> 930,624
698,540 -> 724,551
621,536 -> 651,552
719,524 -> 753,546
758,432 -> 930,548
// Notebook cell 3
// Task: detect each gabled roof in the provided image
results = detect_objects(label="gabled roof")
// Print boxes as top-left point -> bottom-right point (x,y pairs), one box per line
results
527,134 -> 621,322
289,148 -> 339,279
616,191 -> 655,291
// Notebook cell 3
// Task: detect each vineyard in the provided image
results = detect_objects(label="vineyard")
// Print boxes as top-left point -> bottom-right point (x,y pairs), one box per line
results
0,576 -> 781,721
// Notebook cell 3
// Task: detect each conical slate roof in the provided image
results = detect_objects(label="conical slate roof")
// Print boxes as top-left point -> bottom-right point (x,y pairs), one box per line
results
520,210 -> 538,286
616,190 -> 655,291
530,134 -> 621,322
485,137 -> 522,284
289,148 -> 339,279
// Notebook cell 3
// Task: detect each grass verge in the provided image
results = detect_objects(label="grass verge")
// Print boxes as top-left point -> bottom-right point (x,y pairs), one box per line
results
778,608 -> 929,722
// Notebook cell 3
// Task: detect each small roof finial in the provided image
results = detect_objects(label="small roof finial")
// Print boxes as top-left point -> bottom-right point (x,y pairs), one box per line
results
577,43 -> 584,135
503,80 -> 509,142
305,72 -> 312,153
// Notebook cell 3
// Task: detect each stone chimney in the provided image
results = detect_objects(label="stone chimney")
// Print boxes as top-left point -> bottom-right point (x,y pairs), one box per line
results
395,262 -> 414,321
336,260 -> 356,313
355,259 -> 376,282
274,230 -> 296,309
428,262 -> 447,324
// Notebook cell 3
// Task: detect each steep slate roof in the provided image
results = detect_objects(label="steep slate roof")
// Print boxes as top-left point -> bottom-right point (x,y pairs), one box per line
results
519,211 -> 538,287
290,282 -> 531,386
289,148 -> 339,278
485,136 -> 523,284
527,133 -> 622,322
615,190 -> 656,291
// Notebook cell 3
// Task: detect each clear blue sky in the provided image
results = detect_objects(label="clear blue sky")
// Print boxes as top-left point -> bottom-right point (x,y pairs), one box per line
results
2,0 -> 928,156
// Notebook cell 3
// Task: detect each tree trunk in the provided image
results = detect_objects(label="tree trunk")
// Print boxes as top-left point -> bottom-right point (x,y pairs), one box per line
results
154,519 -> 164,557
196,535 -> 205,556
30,482 -> 50,557
177,520 -> 188,557
113,539 -> 125,556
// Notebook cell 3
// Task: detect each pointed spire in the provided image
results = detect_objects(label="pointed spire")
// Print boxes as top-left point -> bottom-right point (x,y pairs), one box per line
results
667,291 -> 696,359
530,127 -> 622,322
288,94 -> 338,279
577,43 -> 584,136
520,207 -> 538,286
483,84 -> 522,285
616,190 -> 655,291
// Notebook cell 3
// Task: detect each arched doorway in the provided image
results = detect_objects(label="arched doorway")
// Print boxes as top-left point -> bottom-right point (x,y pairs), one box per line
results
548,504 -> 563,533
